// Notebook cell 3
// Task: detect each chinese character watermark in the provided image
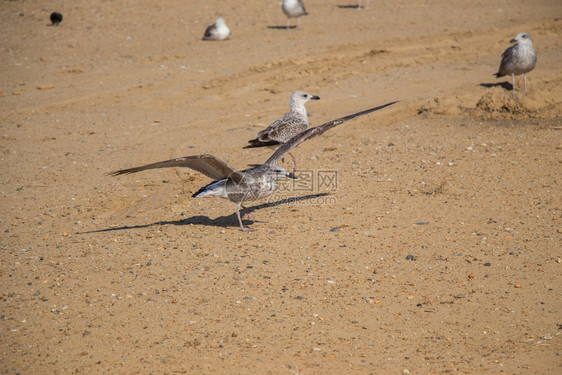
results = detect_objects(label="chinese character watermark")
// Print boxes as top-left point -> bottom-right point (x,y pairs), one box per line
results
267,169 -> 338,205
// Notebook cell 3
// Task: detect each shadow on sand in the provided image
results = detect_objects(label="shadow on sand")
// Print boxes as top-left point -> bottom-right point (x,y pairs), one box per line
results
82,193 -> 331,233
479,81 -> 512,91
337,5 -> 361,9
266,25 -> 297,30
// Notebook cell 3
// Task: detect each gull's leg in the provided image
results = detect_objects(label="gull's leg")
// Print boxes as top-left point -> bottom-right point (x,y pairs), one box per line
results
288,152 -> 298,171
287,18 -> 291,30
511,73 -> 516,95
242,205 -> 254,221
236,203 -> 254,232
523,73 -> 528,95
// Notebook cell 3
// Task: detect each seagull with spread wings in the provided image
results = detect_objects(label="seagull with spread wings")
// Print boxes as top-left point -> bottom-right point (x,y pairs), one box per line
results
108,101 -> 397,231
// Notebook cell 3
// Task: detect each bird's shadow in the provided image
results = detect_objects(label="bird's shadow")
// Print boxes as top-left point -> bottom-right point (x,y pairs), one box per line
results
82,193 -> 331,233
480,82 -> 513,91
337,5 -> 361,9
267,25 -> 297,30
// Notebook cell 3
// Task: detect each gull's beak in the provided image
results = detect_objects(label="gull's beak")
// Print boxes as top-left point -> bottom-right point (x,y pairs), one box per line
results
509,38 -> 517,43
311,95 -> 320,100
287,172 -> 298,179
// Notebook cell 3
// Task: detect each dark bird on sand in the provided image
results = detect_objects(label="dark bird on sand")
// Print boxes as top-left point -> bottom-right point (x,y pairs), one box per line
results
50,12 -> 63,26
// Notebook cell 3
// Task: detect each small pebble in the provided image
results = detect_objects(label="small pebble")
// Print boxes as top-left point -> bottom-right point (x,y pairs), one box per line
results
484,262 -> 491,266
405,254 -> 417,261
330,227 -> 339,232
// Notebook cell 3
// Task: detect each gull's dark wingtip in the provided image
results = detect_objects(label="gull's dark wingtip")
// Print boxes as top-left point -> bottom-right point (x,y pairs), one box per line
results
243,140 -> 281,149
365,100 -> 399,112
382,100 -> 399,107
343,100 -> 399,121
106,169 -> 132,177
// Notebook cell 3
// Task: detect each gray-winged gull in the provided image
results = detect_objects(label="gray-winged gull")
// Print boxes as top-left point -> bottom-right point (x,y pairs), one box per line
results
282,0 -> 308,29
108,101 -> 397,231
202,17 -> 231,41
495,32 -> 537,95
244,91 -> 320,170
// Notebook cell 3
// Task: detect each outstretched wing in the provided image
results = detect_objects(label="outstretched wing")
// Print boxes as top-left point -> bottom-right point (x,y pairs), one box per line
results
264,101 -> 398,166
107,154 -> 240,181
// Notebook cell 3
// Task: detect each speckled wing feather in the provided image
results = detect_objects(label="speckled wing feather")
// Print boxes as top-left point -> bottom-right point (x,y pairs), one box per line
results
495,45 -> 517,77
267,114 -> 308,142
245,112 -> 308,148
265,101 -> 398,166
108,154 -> 242,182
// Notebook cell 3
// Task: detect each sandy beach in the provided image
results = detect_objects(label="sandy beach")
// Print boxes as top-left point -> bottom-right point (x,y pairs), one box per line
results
1,0 -> 561,373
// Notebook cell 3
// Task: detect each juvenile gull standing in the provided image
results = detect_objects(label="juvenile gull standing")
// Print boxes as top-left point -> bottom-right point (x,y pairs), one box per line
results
495,32 -> 537,95
282,0 -> 308,29
244,91 -> 320,170
108,101 -> 397,231
202,17 -> 232,41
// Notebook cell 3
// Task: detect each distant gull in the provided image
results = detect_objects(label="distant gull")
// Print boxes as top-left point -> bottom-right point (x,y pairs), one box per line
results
202,17 -> 231,41
282,0 -> 308,29
108,102 -> 397,231
244,91 -> 320,170
358,0 -> 370,10
495,32 -> 537,95
50,12 -> 63,26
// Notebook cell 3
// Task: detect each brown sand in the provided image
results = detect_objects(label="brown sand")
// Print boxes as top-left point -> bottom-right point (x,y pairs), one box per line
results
1,0 -> 561,373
